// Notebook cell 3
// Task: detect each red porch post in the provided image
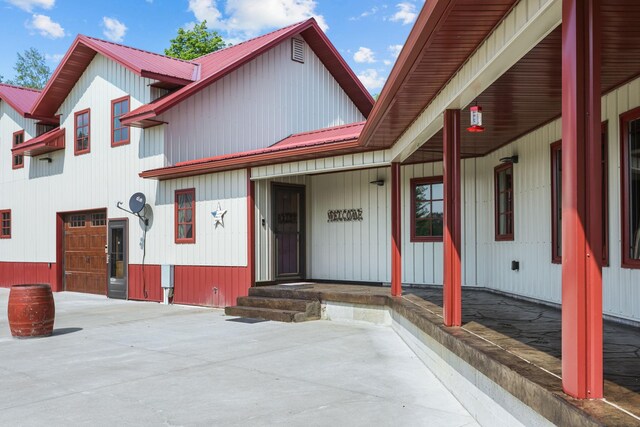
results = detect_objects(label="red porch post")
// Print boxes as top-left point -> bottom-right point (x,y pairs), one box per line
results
391,162 -> 402,296
443,109 -> 461,327
561,0 -> 603,399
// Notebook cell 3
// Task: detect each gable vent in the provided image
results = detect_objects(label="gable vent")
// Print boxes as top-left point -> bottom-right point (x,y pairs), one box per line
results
292,38 -> 305,63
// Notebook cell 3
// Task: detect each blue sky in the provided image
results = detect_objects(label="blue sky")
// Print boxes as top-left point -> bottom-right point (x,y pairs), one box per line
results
0,0 -> 424,94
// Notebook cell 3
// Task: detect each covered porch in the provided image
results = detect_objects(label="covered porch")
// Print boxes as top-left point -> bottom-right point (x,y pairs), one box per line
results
246,282 -> 640,425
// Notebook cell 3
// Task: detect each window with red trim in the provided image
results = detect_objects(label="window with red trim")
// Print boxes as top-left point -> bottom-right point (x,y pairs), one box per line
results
495,163 -> 514,241
410,177 -> 443,242
0,210 -> 11,238
12,130 -> 24,169
74,109 -> 90,155
621,107 -> 640,268
175,189 -> 195,244
551,126 -> 609,265
111,96 -> 130,146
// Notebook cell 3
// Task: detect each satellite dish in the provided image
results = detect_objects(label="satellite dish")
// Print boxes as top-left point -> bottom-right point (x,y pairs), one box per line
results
129,192 -> 146,214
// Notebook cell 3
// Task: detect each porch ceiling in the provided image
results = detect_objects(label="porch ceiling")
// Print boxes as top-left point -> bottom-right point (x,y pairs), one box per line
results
359,0 -> 518,150
405,0 -> 640,164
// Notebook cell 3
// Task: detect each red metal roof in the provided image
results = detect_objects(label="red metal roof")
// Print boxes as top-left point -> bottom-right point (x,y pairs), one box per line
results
12,127 -> 65,157
140,121 -> 366,180
0,83 -> 41,117
31,35 -> 198,118
122,19 -> 373,127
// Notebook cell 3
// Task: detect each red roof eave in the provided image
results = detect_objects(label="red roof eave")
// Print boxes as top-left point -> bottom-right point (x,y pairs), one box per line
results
140,138 -> 361,180
12,127 -> 65,157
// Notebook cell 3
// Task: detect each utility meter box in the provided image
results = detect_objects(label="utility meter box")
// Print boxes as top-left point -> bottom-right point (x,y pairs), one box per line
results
161,265 -> 174,288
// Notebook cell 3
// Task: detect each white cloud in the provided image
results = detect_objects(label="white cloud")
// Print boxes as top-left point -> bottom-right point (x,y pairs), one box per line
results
354,47 -> 376,64
389,2 -> 418,25
187,0 -> 328,41
383,60 -> 392,66
45,53 -> 63,63
388,44 -> 403,58
349,6 -> 378,21
102,17 -> 127,42
28,14 -> 64,38
6,0 -> 54,12
357,69 -> 386,92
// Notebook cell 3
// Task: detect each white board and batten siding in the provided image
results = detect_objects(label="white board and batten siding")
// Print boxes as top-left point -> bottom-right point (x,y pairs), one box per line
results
160,37 -> 365,165
154,170 -> 248,267
309,168 -> 391,283
0,102 -> 38,260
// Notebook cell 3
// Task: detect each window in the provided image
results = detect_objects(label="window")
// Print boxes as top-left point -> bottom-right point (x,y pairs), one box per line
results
621,107 -> 640,267
91,212 -> 106,226
495,163 -> 514,241
12,130 -> 24,169
410,177 -> 444,242
36,123 -> 56,137
74,109 -> 90,155
0,210 -> 10,238
70,215 -> 86,228
551,126 -> 609,265
175,189 -> 195,243
111,96 -> 130,146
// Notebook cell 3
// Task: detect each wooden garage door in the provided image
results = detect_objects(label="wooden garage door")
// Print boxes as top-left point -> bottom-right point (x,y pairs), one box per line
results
64,211 -> 107,294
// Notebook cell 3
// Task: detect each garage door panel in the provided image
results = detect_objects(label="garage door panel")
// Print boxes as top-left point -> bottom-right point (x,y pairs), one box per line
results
64,210 -> 106,295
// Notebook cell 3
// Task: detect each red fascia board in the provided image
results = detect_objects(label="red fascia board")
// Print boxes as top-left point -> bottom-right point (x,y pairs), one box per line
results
359,0 -> 455,146
32,35 -> 195,117
123,19 -> 373,124
140,139 -> 360,180
125,21 -> 314,122
31,36 -> 95,117
11,127 -> 65,156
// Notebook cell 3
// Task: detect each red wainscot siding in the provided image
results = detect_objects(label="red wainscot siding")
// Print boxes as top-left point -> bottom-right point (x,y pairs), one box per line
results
174,265 -> 251,308
127,264 -> 251,307
0,262 -> 58,290
128,264 -> 163,302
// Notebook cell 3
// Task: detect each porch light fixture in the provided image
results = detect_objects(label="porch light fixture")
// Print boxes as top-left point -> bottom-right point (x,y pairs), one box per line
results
39,157 -> 52,163
467,104 -> 485,133
370,179 -> 385,186
499,155 -> 519,164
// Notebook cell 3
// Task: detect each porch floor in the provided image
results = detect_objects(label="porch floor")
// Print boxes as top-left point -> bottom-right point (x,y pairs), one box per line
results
262,283 -> 640,425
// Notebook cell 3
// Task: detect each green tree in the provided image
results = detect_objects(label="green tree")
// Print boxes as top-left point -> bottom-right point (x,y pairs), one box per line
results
9,48 -> 51,89
164,21 -> 226,61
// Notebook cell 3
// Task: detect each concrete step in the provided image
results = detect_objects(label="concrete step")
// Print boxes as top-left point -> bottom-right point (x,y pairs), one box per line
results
248,286 -> 321,301
236,296 -> 314,313
225,306 -> 311,322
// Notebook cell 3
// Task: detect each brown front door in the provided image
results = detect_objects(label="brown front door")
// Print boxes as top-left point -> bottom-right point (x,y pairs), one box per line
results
64,210 -> 107,294
272,184 -> 305,280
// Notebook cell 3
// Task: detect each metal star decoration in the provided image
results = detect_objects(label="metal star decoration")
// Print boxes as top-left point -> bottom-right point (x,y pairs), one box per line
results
211,204 -> 227,228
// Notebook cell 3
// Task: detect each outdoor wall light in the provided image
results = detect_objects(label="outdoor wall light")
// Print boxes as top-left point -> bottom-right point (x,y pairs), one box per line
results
500,155 -> 519,164
511,260 -> 520,271
38,157 -> 52,163
370,179 -> 385,186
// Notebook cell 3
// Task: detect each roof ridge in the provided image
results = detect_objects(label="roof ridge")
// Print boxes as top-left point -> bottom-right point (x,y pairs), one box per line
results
81,34 -> 197,65
0,83 -> 41,93
193,19 -> 310,62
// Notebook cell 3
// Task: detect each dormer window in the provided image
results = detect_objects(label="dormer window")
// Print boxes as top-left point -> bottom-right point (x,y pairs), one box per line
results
111,96 -> 130,147
74,109 -> 90,155
12,130 -> 24,169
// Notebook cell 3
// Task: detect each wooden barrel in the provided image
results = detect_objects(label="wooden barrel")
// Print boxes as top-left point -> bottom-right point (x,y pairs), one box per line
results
7,284 -> 55,338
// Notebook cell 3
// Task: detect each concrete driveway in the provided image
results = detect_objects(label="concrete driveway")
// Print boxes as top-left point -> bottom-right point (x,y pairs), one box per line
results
0,289 -> 478,427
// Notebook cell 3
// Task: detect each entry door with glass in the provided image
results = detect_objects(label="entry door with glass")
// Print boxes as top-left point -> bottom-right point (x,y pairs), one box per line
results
273,184 -> 305,280
107,220 -> 127,299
